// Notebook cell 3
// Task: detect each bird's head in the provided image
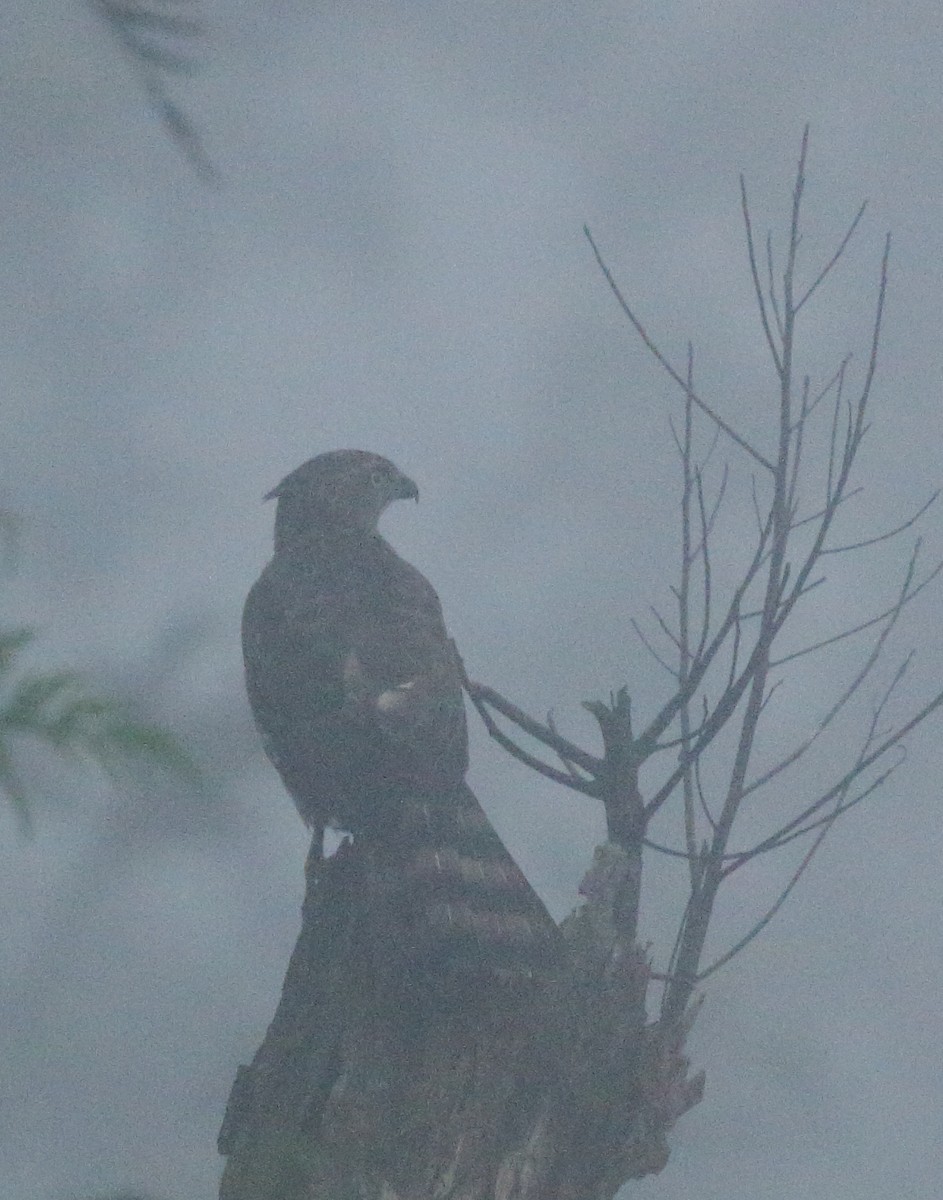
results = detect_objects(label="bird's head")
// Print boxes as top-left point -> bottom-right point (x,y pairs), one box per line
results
265,450 -> 419,548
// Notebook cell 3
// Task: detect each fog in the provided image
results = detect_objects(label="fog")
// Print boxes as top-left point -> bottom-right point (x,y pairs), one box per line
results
1,4 -> 941,1197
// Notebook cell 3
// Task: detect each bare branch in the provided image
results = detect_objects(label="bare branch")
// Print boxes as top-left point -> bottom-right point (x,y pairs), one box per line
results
765,230 -> 784,340
694,739 -> 718,830
775,347 -> 892,637
739,757 -> 902,859
786,374 -> 811,518
799,355 -> 852,429
731,683 -> 943,866
699,424 -> 724,476
822,490 -> 939,555
795,199 -> 868,314
651,603 -> 683,653
744,546 -> 920,802
726,612 -> 743,692
631,618 -> 679,678
745,655 -> 912,860
772,546 -> 943,668
644,646 -> 763,821
699,812 -> 835,980
750,474 -> 765,539
463,678 -> 601,777
641,834 -> 699,862
660,136 -> 817,1019
668,414 -> 685,460
650,706 -> 718,753
465,683 -> 598,795
692,471 -> 714,662
793,486 -> 862,531
741,177 -> 784,378
584,225 -> 776,472
640,747 -> 904,869
691,462 -> 729,558
757,677 -> 783,718
677,365 -> 700,874
854,232 -> 892,435
825,360 -> 847,493
547,711 -> 595,784
643,504 -> 774,750
740,573 -> 826,622
874,651 -> 915,730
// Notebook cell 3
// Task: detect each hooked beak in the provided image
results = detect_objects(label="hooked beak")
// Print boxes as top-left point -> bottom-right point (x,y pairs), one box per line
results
395,473 -> 419,503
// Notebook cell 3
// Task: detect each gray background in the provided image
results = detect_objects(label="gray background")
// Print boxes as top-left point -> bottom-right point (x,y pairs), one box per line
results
1,3 -> 941,1198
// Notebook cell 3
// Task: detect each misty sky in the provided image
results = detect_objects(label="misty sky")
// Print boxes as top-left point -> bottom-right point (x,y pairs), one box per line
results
1,3 -> 942,1198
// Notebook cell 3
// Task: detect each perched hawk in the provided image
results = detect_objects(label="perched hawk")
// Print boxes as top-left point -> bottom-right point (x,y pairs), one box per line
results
242,450 -> 561,974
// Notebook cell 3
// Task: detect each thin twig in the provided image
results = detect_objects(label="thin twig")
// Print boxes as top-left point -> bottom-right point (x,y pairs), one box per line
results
690,462 -> 729,561
741,177 -> 784,378
740,576 -> 826,623
699,811 -> 836,979
731,683 -> 943,865
678,356 -> 699,874
744,546 -> 920,800
693,471 -> 714,663
693,732 -> 718,831
726,613 -> 743,691
822,490 -> 938,555
466,686 -> 598,795
750,474 -> 765,539
853,232 -> 892,439
584,225 -> 776,472
463,679 -> 601,775
786,375 -> 810,519
631,618 -> 679,678
792,486 -> 862,531
643,504 -> 774,750
547,711 -> 594,784
797,356 -> 852,430
795,199 -> 868,314
757,677 -> 783,718
766,230 -> 784,340
668,414 -> 684,460
739,760 -> 902,859
661,135 -> 814,1018
826,352 -> 848,504
772,548 -> 942,668
651,603 -> 683,652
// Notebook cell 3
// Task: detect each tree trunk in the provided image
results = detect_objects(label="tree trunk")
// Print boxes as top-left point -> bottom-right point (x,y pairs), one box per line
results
218,842 -> 703,1200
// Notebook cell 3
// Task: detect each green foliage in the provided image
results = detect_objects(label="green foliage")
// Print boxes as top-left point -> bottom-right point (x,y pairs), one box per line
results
90,0 -> 218,183
76,1193 -> 162,1200
0,622 -> 199,835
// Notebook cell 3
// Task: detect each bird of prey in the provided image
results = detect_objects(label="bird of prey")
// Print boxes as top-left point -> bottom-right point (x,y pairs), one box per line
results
242,450 -> 561,975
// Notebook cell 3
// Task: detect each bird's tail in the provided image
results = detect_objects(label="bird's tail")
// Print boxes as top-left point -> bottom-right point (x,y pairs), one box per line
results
395,782 -> 564,977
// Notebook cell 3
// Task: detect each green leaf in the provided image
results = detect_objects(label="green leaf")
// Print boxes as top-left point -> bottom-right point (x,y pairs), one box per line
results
1,671 -> 84,731
98,718 -> 202,781
0,626 -> 35,675
100,3 -> 203,37
0,659 -> 201,831
0,741 -> 31,836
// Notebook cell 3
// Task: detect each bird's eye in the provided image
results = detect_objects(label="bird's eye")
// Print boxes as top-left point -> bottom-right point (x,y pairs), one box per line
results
370,469 -> 388,488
